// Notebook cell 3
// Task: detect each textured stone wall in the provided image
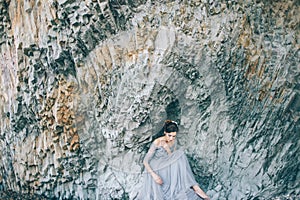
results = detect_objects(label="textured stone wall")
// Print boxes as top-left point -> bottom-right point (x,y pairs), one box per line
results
0,0 -> 299,199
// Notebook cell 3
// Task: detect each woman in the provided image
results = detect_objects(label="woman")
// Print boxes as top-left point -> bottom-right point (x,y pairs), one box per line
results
137,120 -> 210,200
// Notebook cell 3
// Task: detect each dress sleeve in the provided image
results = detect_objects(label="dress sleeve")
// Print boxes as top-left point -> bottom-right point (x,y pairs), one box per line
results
143,142 -> 157,174
143,142 -> 157,163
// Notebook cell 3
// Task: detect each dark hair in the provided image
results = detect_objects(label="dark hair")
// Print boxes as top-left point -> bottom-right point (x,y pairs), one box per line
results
164,120 -> 179,133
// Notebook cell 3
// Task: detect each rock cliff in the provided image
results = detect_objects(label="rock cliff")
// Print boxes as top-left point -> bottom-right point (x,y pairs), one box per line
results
0,0 -> 299,199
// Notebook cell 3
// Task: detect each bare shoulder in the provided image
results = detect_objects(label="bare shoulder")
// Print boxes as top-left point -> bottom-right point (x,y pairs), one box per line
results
153,137 -> 165,146
153,138 -> 160,146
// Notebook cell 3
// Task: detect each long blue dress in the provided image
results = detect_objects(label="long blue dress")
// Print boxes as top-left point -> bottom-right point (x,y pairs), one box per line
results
137,140 -> 202,200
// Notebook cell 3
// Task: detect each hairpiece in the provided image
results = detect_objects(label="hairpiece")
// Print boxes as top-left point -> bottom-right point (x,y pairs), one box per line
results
165,120 -> 178,125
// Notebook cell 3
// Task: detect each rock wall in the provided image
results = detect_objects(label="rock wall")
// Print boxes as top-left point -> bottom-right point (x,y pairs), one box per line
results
0,0 -> 299,199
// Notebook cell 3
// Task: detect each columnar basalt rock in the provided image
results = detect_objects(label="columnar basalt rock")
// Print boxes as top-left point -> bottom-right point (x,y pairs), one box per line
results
0,0 -> 299,199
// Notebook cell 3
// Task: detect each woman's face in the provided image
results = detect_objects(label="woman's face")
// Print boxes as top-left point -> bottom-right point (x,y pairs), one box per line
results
164,131 -> 177,142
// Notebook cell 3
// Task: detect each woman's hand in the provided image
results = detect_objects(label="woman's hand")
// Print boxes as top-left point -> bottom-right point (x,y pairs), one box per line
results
152,173 -> 163,185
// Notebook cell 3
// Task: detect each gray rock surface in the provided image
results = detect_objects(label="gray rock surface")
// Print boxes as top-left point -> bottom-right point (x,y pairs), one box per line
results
0,0 -> 299,199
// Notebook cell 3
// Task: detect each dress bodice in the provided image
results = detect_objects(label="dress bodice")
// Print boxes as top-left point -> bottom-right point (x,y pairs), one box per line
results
153,146 -> 169,159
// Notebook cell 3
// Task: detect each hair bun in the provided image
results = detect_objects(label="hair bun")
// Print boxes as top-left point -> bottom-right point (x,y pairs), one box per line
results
164,120 -> 179,133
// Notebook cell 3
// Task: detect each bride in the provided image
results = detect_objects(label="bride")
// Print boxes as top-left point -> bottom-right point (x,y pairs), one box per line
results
137,120 -> 210,200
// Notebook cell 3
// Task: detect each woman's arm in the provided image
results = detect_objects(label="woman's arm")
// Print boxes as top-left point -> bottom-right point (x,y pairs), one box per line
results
143,141 -> 163,185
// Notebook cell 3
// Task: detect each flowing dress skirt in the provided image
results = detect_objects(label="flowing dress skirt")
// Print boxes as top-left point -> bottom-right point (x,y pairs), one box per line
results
137,147 -> 202,200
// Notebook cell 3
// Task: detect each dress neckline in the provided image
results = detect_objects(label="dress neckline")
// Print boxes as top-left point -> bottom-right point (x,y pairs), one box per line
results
158,139 -> 177,154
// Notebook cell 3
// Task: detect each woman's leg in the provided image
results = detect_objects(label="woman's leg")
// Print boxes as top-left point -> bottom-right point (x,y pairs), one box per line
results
192,185 -> 210,200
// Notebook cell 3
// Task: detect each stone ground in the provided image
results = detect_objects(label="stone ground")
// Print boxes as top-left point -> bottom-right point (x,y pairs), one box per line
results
0,190 -> 48,200
0,190 -> 300,200
0,190 -> 299,200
